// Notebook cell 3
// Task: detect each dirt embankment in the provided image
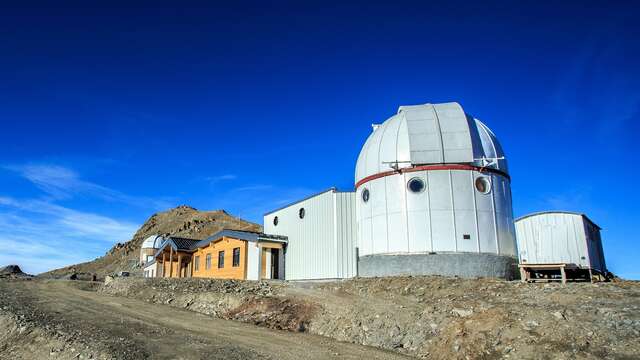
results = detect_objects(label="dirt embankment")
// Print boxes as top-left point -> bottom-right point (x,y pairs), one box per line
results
0,279 -> 406,360
0,279 -> 129,360
101,276 -> 640,359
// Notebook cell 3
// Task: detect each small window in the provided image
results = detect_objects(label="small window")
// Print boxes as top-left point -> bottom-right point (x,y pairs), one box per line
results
299,207 -> 305,219
232,247 -> 241,267
407,177 -> 426,193
273,216 -> 279,226
205,254 -> 211,270
463,234 -> 471,240
194,256 -> 200,271
475,177 -> 491,194
361,188 -> 370,203
218,251 -> 225,268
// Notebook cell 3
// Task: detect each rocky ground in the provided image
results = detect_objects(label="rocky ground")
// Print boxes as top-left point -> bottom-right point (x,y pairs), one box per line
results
0,278 -> 407,360
3,269 -> 638,359
101,276 -> 640,360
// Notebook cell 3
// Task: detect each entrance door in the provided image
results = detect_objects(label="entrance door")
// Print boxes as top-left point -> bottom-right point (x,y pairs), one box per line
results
270,249 -> 279,279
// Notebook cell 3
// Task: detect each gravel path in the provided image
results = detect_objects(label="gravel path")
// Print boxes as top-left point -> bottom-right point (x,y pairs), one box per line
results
0,279 -> 408,360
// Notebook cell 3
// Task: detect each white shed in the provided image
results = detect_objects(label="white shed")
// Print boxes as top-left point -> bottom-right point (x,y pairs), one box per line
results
515,211 -> 607,274
264,188 -> 357,280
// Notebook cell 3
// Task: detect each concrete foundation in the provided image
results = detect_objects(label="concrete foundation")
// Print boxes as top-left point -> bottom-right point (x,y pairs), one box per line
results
358,252 -> 519,280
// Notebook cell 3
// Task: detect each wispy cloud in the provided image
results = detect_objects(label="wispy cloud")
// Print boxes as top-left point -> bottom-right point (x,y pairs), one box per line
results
206,174 -> 237,182
231,184 -> 274,192
0,163 -> 163,274
206,184 -> 318,223
3,164 -> 171,210
0,196 -> 138,274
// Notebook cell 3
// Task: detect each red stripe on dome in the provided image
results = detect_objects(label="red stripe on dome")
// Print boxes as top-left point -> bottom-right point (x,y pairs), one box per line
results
355,164 -> 509,189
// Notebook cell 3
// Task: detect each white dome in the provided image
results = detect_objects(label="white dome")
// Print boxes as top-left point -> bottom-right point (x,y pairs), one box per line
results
141,234 -> 164,249
355,102 -> 508,185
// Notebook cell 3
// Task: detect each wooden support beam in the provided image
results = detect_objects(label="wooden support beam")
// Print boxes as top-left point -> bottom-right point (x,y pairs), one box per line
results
169,247 -> 174,278
177,253 -> 183,278
162,252 -> 166,277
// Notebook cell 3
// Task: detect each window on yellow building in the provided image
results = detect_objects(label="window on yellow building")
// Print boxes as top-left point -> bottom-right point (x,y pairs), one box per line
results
218,251 -> 225,268
232,247 -> 240,267
205,254 -> 211,270
194,256 -> 200,271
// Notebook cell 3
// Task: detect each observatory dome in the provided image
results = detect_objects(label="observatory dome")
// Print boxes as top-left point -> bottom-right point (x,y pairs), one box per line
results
354,102 -> 518,279
355,102 -> 508,185
141,235 -> 164,249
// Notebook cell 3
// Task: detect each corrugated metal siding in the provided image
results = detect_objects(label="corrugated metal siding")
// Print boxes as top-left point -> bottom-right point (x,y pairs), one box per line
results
515,213 -> 605,271
335,192 -> 357,278
356,170 -> 517,257
264,190 -> 356,280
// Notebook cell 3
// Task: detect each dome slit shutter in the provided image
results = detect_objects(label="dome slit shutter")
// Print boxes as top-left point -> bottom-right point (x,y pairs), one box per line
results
434,103 -> 474,163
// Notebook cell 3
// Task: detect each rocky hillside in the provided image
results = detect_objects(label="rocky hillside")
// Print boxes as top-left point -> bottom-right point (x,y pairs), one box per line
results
102,276 -> 640,359
41,205 -> 262,279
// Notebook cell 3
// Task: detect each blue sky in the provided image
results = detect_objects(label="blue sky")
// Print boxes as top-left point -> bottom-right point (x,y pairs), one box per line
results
0,1 -> 638,278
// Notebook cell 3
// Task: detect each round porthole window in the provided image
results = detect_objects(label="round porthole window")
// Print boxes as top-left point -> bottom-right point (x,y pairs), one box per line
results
361,188 -> 370,203
299,207 -> 305,219
475,177 -> 491,194
273,216 -> 279,226
407,177 -> 426,193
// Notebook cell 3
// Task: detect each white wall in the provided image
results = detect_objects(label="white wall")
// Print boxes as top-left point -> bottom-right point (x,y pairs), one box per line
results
515,212 -> 605,272
264,189 -> 357,280
143,262 -> 159,278
246,242 -> 260,280
356,170 -> 517,257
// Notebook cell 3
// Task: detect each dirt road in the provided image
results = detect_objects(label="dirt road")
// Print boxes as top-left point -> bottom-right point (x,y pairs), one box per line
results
0,279 -> 408,360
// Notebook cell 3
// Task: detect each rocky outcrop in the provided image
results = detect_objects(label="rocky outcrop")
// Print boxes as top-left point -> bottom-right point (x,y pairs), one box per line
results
0,265 -> 31,279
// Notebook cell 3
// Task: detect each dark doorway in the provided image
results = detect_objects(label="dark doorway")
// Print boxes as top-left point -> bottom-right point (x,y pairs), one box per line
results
270,248 -> 279,279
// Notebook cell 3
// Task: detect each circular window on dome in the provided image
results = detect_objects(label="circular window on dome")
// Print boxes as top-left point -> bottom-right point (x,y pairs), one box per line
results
361,188 -> 370,203
407,177 -> 426,193
299,208 -> 305,219
273,216 -> 279,226
475,176 -> 491,194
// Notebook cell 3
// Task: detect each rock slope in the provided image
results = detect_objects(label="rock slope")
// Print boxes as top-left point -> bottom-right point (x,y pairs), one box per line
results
101,276 -> 640,360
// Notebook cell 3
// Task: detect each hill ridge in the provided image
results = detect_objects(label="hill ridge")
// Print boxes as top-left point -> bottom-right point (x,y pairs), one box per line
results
41,205 -> 262,278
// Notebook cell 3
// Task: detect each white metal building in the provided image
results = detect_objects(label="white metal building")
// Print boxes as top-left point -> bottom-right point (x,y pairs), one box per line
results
264,188 -> 357,280
140,234 -> 165,265
354,102 -> 518,278
515,211 -> 606,273
264,101 -> 519,280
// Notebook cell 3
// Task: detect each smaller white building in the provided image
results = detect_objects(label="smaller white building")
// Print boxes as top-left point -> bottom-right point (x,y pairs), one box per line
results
140,234 -> 165,265
515,211 -> 607,274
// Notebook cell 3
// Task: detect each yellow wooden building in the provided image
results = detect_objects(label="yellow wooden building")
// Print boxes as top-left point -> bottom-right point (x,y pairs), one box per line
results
143,230 -> 287,280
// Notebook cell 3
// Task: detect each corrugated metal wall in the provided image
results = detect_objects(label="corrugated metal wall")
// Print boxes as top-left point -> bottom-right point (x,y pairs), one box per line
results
356,170 -> 517,257
515,212 -> 605,271
264,189 -> 357,280
335,192 -> 357,278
